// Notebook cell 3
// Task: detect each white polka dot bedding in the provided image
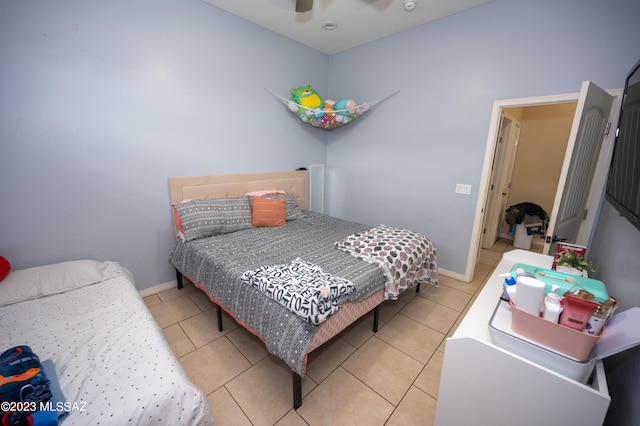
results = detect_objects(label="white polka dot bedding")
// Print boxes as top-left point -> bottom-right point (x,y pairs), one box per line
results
0,260 -> 213,425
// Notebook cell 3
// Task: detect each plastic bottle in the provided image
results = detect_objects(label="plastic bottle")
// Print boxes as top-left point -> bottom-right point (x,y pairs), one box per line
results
515,276 -> 546,316
583,296 -> 618,336
543,285 -> 562,323
583,304 -> 607,335
503,276 -> 517,304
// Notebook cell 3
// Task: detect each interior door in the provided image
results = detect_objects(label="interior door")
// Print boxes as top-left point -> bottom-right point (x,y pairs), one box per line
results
482,114 -> 520,248
498,120 -> 521,236
543,81 -> 615,254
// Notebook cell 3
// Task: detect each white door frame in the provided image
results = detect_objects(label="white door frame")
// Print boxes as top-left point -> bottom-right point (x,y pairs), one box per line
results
466,90 -> 623,282
466,93 -> 580,282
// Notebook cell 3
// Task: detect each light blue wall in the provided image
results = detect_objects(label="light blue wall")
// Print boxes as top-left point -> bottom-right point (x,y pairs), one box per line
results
2,0 -> 639,291
1,0 -> 639,299
0,0 -> 329,289
326,0 -> 640,276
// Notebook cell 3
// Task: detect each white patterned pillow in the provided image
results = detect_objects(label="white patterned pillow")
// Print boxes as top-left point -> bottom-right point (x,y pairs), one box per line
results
173,196 -> 252,241
0,260 -> 125,307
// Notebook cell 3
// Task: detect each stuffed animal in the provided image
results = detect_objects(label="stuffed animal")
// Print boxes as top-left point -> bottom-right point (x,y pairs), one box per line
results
291,85 -> 324,110
334,98 -> 357,116
321,100 -> 336,124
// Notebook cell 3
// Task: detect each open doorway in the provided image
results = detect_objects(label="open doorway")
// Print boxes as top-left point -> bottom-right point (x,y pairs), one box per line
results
466,84 -> 622,282
481,103 -> 577,250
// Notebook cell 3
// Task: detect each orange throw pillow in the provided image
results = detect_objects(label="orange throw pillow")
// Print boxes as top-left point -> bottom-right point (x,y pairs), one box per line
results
252,197 -> 286,227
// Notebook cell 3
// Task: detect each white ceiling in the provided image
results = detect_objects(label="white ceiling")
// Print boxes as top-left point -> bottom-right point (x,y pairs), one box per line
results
201,0 -> 494,55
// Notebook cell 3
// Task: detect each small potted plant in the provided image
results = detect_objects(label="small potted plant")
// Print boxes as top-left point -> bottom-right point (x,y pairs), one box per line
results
555,250 -> 595,276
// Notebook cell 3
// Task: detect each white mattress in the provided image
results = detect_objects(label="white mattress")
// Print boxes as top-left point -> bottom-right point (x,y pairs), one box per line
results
0,262 -> 212,425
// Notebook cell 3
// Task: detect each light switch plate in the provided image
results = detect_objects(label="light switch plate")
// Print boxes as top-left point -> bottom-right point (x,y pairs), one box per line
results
456,184 -> 472,195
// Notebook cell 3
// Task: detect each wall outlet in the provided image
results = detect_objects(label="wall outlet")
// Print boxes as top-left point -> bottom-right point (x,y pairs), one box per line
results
455,184 -> 472,195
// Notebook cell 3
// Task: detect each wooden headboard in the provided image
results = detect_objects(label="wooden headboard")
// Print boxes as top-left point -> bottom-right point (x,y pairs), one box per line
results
168,170 -> 309,210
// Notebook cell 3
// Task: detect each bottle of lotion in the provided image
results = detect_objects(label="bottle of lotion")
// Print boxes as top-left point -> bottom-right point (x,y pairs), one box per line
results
515,276 -> 546,316
504,276 -> 517,304
583,296 -> 617,336
543,285 -> 562,323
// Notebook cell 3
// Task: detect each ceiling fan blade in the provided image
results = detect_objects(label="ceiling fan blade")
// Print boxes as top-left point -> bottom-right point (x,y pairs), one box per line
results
295,0 -> 313,13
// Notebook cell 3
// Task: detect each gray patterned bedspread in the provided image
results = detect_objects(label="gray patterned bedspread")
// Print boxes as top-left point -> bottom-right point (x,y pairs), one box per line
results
169,211 -> 437,376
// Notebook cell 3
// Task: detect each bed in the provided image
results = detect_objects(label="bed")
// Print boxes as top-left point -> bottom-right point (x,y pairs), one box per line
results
168,170 -> 438,409
0,259 -> 213,425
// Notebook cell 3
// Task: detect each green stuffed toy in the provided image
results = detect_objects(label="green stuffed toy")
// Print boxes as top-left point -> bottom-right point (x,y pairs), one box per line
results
291,85 -> 324,112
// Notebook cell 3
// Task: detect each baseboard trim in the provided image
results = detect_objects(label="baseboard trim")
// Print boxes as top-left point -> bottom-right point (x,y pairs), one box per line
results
437,267 -> 465,282
139,280 -> 177,298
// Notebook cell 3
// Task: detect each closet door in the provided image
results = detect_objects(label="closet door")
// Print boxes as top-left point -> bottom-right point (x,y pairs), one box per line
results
482,113 -> 520,249
544,81 -> 615,253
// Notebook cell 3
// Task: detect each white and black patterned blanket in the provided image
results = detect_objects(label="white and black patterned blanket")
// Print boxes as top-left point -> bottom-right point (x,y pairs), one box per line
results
240,258 -> 355,325
336,224 -> 438,299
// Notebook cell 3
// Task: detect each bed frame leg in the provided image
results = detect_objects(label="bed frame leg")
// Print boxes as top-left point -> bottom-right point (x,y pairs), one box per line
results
216,305 -> 223,332
416,283 -> 421,293
372,306 -> 380,333
176,269 -> 183,289
293,373 -> 302,409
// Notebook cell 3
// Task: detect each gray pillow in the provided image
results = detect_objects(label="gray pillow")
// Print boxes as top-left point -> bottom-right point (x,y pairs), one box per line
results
174,196 -> 252,241
265,194 -> 306,220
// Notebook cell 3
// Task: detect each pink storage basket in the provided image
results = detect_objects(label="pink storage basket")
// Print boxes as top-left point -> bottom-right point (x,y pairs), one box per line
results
509,301 -> 601,361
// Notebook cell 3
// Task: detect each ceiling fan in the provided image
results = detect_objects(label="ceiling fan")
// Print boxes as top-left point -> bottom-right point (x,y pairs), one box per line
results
295,0 -> 313,13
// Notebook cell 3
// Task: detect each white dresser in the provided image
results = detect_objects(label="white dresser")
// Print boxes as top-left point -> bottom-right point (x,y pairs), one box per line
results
434,249 -> 610,426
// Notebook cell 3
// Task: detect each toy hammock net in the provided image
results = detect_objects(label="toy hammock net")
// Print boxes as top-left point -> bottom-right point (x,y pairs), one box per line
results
266,89 -> 399,130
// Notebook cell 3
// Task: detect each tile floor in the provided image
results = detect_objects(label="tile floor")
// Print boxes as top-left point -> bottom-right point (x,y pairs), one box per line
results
144,239 -> 543,425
